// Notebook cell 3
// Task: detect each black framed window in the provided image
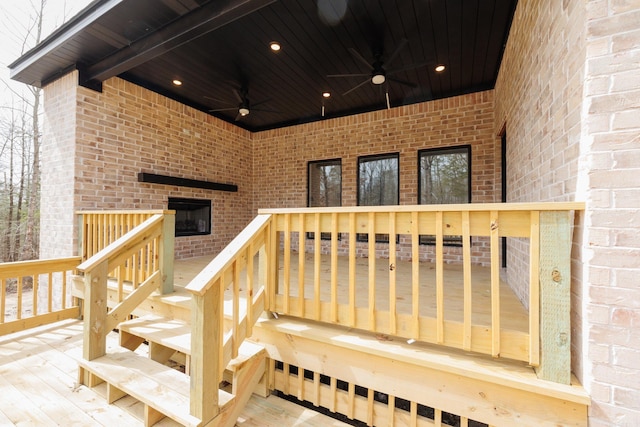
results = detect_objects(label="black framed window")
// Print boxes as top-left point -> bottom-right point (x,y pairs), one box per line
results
418,146 -> 471,245
308,159 -> 342,240
357,153 -> 399,242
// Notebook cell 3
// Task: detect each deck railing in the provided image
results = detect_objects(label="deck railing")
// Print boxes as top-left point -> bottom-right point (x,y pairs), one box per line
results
76,212 -> 175,361
0,257 -> 81,336
77,210 -> 175,299
184,214 -> 272,422
259,203 -> 583,381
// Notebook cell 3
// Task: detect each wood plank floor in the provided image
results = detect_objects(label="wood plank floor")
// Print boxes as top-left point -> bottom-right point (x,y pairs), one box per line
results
0,319 -> 352,427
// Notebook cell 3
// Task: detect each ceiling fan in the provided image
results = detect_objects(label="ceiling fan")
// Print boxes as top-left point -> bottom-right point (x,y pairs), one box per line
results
206,86 -> 275,121
327,38 -> 425,108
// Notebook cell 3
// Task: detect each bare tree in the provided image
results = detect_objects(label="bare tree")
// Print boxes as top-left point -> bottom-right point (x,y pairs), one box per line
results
0,0 -> 48,261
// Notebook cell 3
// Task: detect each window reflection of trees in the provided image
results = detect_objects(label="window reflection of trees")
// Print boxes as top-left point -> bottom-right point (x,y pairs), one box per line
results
420,151 -> 469,205
359,156 -> 399,206
358,154 -> 399,243
419,147 -> 470,246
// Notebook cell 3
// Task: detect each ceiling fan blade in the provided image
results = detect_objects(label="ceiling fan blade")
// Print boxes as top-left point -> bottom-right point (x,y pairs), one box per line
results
251,98 -> 272,108
385,38 -> 408,68
209,107 -> 238,112
232,88 -> 244,103
253,108 -> 279,113
342,78 -> 371,96
204,95 -> 231,104
388,76 -> 417,88
327,73 -> 370,78
235,112 -> 243,121
348,47 -> 373,70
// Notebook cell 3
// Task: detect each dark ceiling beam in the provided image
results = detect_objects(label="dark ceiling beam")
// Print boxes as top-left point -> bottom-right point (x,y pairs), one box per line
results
83,0 -> 277,85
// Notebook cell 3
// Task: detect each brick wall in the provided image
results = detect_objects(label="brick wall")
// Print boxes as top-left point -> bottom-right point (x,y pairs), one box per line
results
494,0 -> 586,324
253,91 -> 500,264
581,1 -> 640,425
496,0 -> 640,424
41,72 -> 79,259
45,74 -> 255,259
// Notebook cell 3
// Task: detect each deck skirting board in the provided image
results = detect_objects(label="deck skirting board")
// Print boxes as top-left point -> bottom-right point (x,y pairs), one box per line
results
252,316 -> 589,427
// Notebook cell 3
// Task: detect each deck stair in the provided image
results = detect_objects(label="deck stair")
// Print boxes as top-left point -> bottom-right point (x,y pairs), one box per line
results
78,315 -> 267,427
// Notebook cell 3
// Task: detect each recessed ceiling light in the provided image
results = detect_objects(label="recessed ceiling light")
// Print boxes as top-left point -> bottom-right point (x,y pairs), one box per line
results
435,65 -> 446,72
270,41 -> 281,52
322,92 -> 331,98
172,79 -> 183,86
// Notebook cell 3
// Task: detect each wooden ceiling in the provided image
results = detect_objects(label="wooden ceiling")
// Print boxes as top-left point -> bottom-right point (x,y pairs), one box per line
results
10,0 -> 518,132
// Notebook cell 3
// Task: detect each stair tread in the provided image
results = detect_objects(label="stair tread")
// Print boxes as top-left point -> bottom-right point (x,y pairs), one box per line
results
77,347 -> 234,426
119,315 -> 265,370
119,315 -> 192,354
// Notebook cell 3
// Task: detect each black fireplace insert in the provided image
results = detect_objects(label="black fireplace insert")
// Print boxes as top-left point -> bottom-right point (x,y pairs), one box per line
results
168,197 -> 211,237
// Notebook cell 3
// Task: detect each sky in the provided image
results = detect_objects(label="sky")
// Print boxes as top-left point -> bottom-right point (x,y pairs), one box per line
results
0,0 -> 92,111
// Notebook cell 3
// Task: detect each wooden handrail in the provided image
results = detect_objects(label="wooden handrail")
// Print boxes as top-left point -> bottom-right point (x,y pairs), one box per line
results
259,202 -> 585,214
185,214 -> 272,296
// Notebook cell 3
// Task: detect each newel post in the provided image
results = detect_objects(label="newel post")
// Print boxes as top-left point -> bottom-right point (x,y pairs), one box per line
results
159,211 -> 175,294
82,261 -> 109,361
190,286 -> 221,423
536,210 -> 572,384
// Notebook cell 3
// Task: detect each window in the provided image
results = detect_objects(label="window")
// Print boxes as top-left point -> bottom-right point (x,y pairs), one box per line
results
418,146 -> 471,245
358,153 -> 399,242
308,159 -> 342,208
308,159 -> 342,240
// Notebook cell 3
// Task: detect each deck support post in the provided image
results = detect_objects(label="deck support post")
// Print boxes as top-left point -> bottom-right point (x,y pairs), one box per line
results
159,212 -> 175,294
535,210 -> 572,384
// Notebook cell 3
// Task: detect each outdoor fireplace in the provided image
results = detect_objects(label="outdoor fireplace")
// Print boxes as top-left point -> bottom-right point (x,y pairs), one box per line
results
168,197 -> 211,237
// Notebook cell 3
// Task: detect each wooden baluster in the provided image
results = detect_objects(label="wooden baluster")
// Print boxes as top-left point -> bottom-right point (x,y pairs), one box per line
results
283,213 -> 291,313
349,212 -> 356,327
246,242 -> 255,337
411,211 -> 420,339
298,213 -> 306,317
17,277 -> 23,320
232,261 -> 240,359
368,212 -> 376,332
490,210 -> 500,357
330,212 -> 338,322
314,213 -> 321,320
389,211 -> 397,335
1,278 -> 5,321
61,270 -> 67,310
30,275 -> 37,316
48,272 -> 55,312
436,211 -> 444,344
462,211 -> 472,351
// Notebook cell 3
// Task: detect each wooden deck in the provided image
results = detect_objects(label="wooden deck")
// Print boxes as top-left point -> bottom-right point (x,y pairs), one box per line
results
0,319 -> 352,427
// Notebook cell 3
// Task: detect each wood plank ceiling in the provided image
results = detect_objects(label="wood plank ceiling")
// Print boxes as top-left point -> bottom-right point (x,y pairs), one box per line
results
10,0 -> 518,132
